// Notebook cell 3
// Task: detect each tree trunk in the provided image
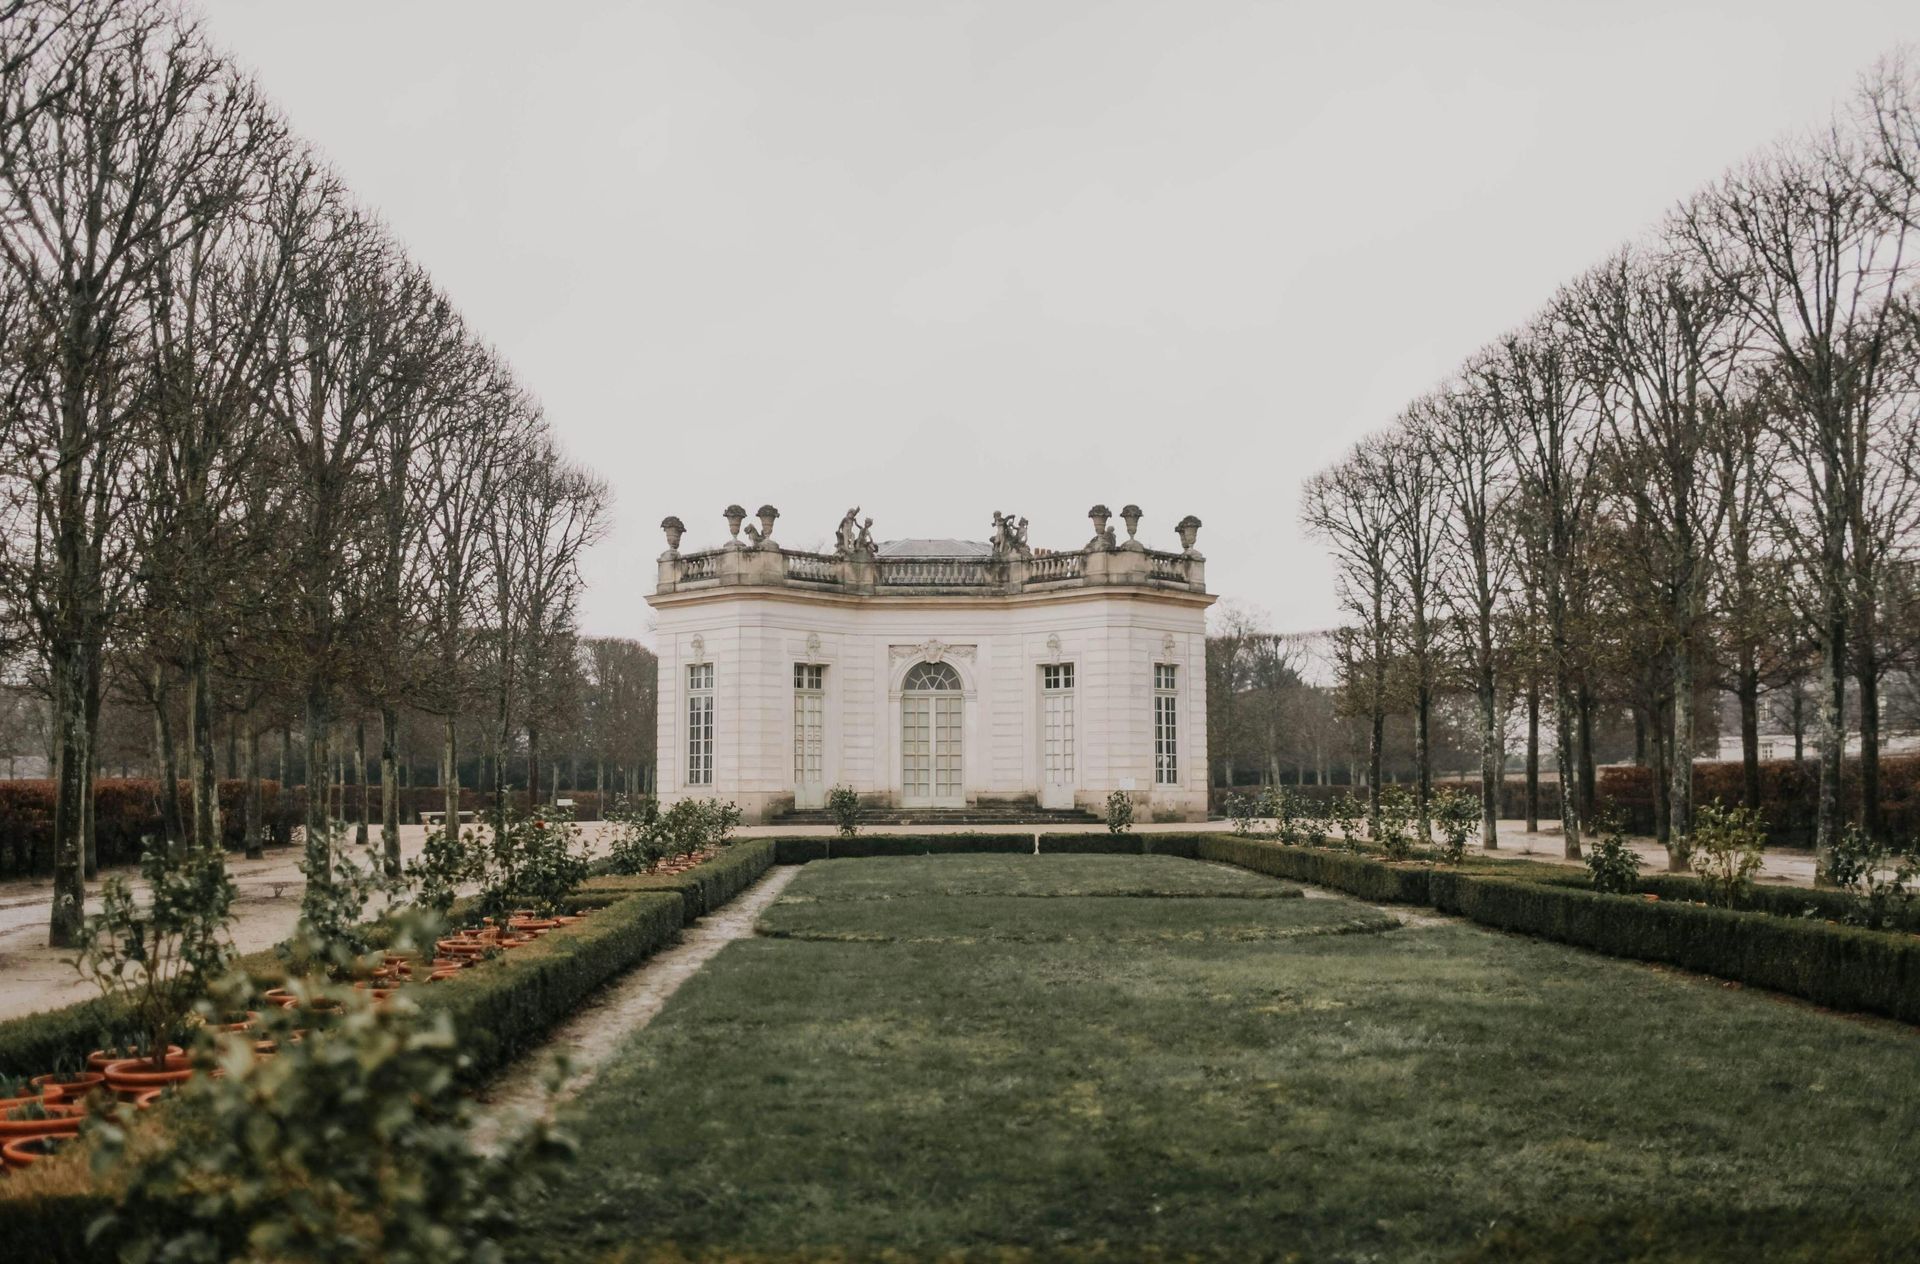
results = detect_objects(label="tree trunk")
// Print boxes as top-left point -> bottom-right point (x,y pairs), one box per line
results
381,707 -> 402,878
1477,662 -> 1499,849
1577,686 -> 1597,828
303,682 -> 332,884
243,714 -> 264,861
527,722 -> 543,812
1858,643 -> 1882,841
1413,682 -> 1432,842
1668,640 -> 1694,872
48,642 -> 89,948
444,714 -> 460,845
1553,681 -> 1581,859
354,717 -> 370,849
187,645 -> 219,856
1737,651 -> 1761,811
82,663 -> 100,879
1525,684 -> 1540,833
152,663 -> 185,853
1651,700 -> 1671,846
1816,605 -> 1847,870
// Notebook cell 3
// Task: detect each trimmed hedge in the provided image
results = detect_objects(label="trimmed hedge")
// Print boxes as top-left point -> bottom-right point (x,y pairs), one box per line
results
1599,754 -> 1920,845
1037,832 -> 1203,858
1524,867 -> 1920,934
414,890 -> 688,1086
0,782 -> 610,879
576,840 -> 775,922
1191,838 -> 1920,1026
770,833 -> 1037,864
1197,837 -> 1434,904
1427,872 -> 1920,1026
0,844 -> 776,1081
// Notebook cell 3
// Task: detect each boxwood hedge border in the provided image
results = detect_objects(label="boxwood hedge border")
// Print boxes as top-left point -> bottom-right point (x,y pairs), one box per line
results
1194,836 -> 1920,1026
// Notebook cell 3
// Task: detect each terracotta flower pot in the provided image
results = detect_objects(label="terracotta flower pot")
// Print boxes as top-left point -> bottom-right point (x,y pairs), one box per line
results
30,1071 -> 105,1104
87,1045 -> 182,1074
0,1102 -> 84,1139
215,1011 -> 261,1033
103,1055 -> 195,1095
2,1134 -> 66,1170
130,1088 -> 167,1109
262,987 -> 296,1009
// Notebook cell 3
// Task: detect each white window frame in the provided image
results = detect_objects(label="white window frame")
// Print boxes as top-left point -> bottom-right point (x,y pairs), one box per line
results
1153,662 -> 1179,785
686,662 -> 714,786
793,663 -> 824,784
1041,662 -> 1076,784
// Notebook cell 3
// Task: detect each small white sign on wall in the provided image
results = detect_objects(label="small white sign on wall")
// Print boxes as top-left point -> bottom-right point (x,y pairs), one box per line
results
1119,777 -> 1137,791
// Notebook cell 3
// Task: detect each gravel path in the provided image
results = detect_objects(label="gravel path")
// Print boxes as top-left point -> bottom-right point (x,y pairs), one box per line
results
470,863 -> 802,1154
0,822 -> 618,1022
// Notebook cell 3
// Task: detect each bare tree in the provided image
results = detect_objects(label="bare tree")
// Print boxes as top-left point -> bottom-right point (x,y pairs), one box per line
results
1481,318 -> 1601,858
1678,127 -> 1914,857
1420,374 -> 1515,848
0,0 -> 259,943
1303,437 -> 1398,829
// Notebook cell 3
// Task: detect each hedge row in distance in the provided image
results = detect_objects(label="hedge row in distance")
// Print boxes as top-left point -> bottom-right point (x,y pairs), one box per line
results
1197,837 -> 1920,1026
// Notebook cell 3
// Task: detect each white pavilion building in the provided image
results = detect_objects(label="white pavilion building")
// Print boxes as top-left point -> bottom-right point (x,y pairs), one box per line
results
646,503 -> 1215,823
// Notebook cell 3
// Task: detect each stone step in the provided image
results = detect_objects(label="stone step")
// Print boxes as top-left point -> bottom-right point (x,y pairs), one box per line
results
771,805 -> 1102,827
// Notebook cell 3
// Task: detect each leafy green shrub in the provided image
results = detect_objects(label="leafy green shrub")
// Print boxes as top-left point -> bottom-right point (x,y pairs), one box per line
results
1585,815 -> 1644,895
658,798 -> 742,859
406,823 -> 478,916
295,828 -> 394,970
1264,786 -> 1306,845
1105,789 -> 1134,835
1820,824 -> 1919,928
1689,801 -> 1766,907
76,834 -> 235,1064
827,785 -> 860,837
1326,792 -> 1361,849
1226,794 -> 1259,836
86,953 -> 570,1264
1431,788 -> 1476,865
605,795 -> 664,876
1374,787 -> 1416,860
477,809 -> 589,920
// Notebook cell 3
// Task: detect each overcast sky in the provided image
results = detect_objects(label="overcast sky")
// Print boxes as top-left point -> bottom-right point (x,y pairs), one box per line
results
198,0 -> 1917,643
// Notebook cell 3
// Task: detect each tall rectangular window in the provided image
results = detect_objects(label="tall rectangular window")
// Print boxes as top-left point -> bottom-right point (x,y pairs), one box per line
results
686,662 -> 714,786
793,664 -> 824,784
1153,663 -> 1178,785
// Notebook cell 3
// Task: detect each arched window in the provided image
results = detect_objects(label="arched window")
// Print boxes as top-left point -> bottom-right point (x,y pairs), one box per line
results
902,660 -> 962,691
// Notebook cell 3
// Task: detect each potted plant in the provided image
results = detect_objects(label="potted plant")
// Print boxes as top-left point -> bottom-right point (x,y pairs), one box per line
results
76,835 -> 235,1082
1,1133 -> 66,1170
30,1056 -> 106,1104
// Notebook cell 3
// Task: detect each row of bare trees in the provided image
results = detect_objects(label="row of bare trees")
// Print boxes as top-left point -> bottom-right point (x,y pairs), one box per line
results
0,1 -> 607,944
1303,52 -> 1920,870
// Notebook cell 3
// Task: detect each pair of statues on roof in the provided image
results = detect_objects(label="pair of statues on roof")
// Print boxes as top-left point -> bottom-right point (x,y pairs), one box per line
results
834,507 -> 878,556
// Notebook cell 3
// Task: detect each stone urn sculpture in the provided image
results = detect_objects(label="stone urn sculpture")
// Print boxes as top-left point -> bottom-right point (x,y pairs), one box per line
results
1088,504 -> 1113,550
755,504 -> 780,547
1176,514 -> 1203,552
659,515 -> 685,553
723,504 -> 746,546
1119,504 -> 1143,546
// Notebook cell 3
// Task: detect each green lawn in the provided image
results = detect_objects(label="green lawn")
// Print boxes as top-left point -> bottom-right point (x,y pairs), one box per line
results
515,854 -> 1920,1263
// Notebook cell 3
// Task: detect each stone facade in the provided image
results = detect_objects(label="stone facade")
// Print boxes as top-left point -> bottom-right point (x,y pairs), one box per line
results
647,505 -> 1215,822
